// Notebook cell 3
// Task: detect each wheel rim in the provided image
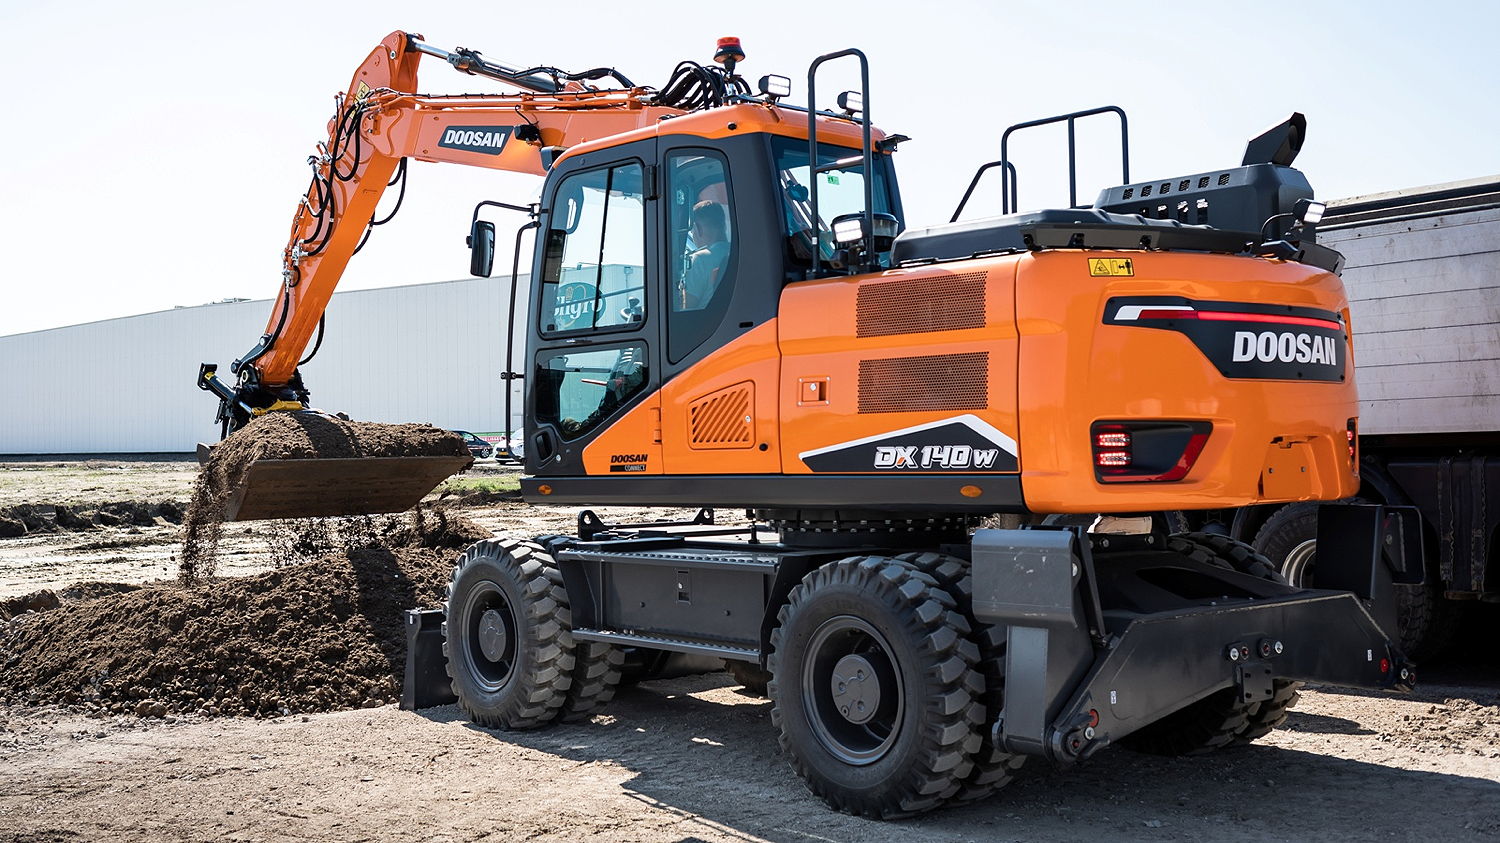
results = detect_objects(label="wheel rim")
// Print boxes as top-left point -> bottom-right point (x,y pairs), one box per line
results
802,615 -> 905,766
464,582 -> 519,692
1282,539 -> 1317,587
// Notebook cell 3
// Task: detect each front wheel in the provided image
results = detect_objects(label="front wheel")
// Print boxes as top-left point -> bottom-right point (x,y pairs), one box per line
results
769,557 -> 985,819
443,538 -> 577,729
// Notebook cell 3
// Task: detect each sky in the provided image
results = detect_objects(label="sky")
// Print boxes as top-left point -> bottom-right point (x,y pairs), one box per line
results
1,0 -> 1496,338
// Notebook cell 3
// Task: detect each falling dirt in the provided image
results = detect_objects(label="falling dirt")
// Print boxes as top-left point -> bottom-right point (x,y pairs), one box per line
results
0,510 -> 488,718
181,414 -> 470,583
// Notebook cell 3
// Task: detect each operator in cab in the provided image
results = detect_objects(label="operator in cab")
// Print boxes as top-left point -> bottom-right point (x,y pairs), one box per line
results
677,200 -> 730,309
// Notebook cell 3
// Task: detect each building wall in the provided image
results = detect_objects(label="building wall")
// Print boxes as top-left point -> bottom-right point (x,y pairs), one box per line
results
0,276 -> 528,454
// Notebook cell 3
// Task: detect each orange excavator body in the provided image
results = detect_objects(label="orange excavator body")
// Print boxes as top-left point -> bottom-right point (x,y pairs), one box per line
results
203,30 -> 1357,526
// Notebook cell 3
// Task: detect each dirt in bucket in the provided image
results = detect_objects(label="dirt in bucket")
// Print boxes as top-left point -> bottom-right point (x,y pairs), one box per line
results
181,413 -> 469,583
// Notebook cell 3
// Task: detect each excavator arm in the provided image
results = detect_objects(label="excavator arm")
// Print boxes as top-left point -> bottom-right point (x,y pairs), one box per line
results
192,31 -> 692,522
199,31 -> 682,433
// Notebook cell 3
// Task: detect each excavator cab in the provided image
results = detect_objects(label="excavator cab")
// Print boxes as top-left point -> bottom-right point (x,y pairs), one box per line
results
513,107 -> 901,477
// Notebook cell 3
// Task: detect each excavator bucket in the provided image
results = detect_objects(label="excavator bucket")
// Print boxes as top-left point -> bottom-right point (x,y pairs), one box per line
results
220,455 -> 473,521
192,410 -> 476,523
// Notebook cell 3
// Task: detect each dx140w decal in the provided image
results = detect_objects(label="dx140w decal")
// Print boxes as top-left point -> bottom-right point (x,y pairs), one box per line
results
800,415 -> 1019,473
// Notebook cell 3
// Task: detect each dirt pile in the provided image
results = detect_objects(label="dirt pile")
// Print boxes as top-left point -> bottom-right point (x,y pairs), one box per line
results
0,509 -> 488,717
0,501 -> 185,538
182,413 -> 470,582
0,589 -> 61,621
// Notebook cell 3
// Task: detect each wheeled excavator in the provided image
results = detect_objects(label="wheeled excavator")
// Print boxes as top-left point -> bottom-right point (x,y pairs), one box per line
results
198,31 -> 1422,817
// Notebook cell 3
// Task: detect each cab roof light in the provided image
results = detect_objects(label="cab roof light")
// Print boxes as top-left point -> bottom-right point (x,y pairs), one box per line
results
758,74 -> 791,100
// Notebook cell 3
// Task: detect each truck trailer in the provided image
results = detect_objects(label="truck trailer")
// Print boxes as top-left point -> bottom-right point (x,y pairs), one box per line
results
1220,177 -> 1500,659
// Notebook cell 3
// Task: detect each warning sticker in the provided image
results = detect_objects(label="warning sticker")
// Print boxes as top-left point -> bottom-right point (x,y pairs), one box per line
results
1089,258 -> 1134,277
355,80 -> 372,100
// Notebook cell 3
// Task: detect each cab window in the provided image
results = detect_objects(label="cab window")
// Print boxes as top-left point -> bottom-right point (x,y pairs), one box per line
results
772,137 -> 894,265
666,150 -> 735,362
534,344 -> 649,441
538,163 -> 647,335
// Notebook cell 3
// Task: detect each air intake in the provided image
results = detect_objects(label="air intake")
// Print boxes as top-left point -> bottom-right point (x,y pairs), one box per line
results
856,272 -> 988,338
858,352 -> 989,414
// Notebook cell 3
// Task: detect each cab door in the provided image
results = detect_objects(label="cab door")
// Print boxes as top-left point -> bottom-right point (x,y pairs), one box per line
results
525,140 -> 663,478
655,140 -> 783,474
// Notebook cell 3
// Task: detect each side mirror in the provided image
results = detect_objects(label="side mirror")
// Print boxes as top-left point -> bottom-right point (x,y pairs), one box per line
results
467,219 -> 496,277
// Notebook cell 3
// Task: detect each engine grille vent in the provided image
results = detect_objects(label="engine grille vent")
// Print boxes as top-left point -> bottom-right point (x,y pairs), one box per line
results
858,352 -> 989,414
856,272 -> 988,338
689,382 -> 754,449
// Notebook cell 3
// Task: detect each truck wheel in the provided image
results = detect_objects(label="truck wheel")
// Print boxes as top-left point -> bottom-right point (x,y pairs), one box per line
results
443,537 -> 576,729
726,660 -> 771,696
1119,533 -> 1290,755
768,556 -> 984,819
893,551 -> 1026,802
1252,502 -> 1459,661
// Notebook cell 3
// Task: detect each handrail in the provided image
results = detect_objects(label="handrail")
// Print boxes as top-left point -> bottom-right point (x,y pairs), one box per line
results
807,48 -> 872,277
999,105 -> 1129,212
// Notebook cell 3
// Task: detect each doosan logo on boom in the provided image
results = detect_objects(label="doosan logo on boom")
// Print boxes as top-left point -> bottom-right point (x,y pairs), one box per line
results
438,126 -> 512,154
1231,330 -> 1340,365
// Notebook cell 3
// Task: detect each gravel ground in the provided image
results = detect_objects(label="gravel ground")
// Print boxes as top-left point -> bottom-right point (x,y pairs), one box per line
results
0,458 -> 1497,841
1,678 -> 1497,842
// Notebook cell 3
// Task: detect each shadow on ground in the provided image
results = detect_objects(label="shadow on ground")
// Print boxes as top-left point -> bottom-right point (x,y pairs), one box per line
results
419,672 -> 1500,843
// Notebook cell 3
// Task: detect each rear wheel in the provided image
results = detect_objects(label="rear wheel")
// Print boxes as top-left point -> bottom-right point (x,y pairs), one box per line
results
1252,502 -> 1460,661
769,556 -> 984,819
1119,533 -> 1294,755
725,660 -> 771,697
559,641 -> 624,721
443,538 -> 576,729
893,551 -> 1026,802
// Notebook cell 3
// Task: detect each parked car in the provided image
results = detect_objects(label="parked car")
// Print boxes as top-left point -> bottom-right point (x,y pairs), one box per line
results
505,429 -> 525,462
452,430 -> 495,460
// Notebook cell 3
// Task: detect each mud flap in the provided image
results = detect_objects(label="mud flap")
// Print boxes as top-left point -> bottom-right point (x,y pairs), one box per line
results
401,608 -> 457,710
1315,503 -> 1426,643
970,529 -> 1097,758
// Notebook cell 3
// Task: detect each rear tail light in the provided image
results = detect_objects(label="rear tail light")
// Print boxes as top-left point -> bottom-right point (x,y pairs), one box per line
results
1091,421 -> 1212,483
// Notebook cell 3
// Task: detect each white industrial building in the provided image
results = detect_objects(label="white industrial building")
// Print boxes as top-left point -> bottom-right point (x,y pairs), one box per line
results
0,276 -> 528,454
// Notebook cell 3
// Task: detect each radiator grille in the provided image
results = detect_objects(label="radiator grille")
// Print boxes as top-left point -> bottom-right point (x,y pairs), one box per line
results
689,382 -> 754,448
856,272 -> 988,338
858,352 -> 989,414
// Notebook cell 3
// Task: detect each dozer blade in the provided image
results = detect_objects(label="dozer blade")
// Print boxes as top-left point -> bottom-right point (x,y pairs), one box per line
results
222,455 -> 472,521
